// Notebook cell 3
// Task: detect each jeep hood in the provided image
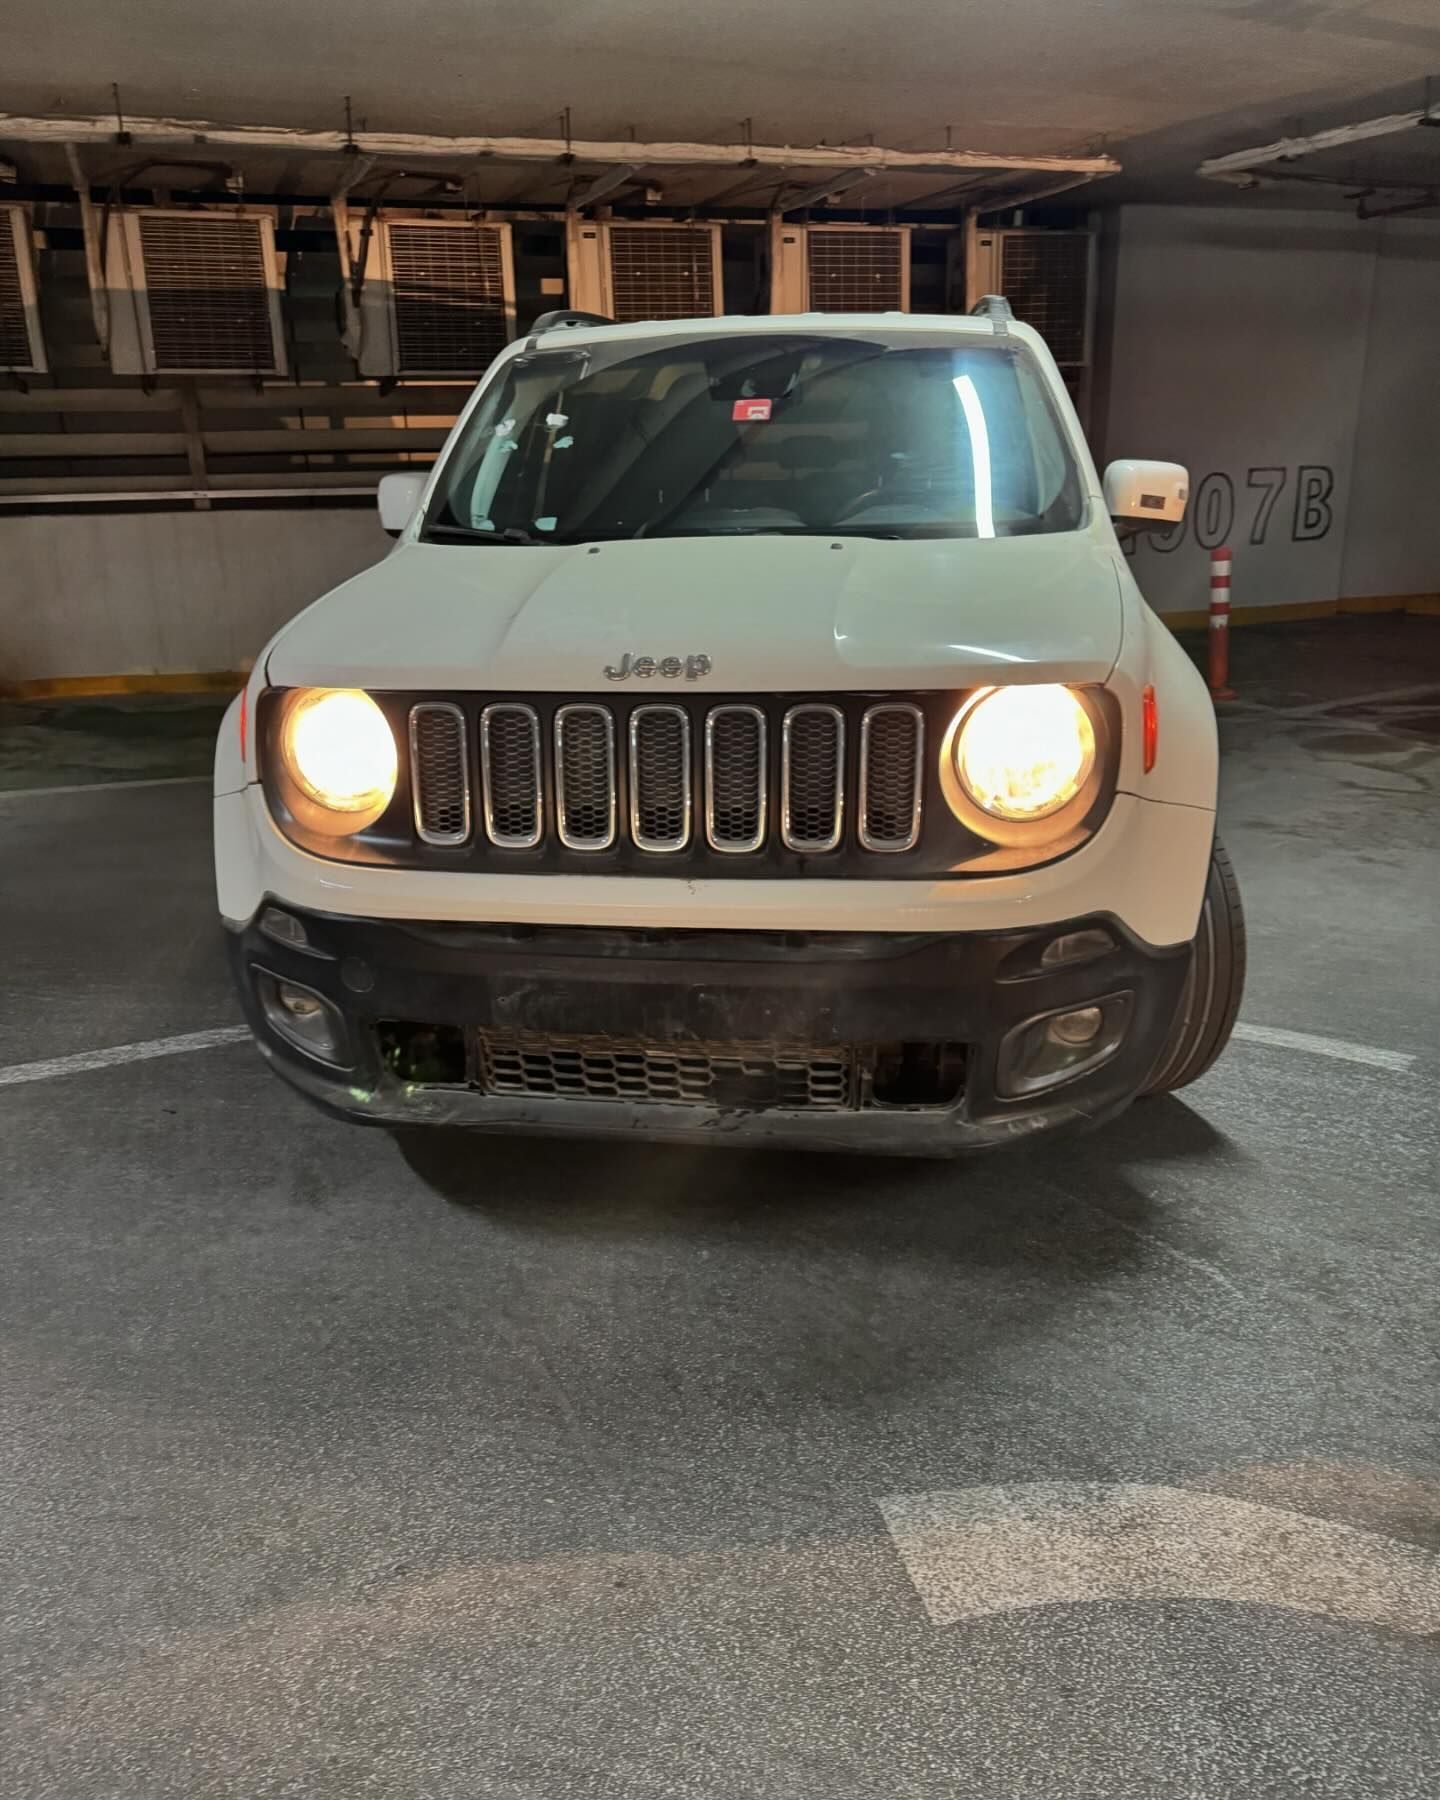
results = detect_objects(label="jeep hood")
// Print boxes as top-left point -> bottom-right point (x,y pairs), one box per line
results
266,530 -> 1124,693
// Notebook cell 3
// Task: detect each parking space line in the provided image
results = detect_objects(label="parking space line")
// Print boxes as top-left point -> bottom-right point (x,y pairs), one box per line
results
1232,1021 -> 1415,1073
0,1025 -> 251,1090
879,1482 -> 1440,1635
0,775 -> 210,802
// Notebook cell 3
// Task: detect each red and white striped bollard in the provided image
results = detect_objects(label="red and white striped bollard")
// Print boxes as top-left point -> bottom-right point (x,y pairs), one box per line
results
1208,545 -> 1235,702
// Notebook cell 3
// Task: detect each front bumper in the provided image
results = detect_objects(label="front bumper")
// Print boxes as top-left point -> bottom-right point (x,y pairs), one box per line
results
226,905 -> 1189,1155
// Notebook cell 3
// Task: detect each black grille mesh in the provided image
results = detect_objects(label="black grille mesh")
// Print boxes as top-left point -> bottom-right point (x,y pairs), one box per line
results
607,227 -> 717,321
387,223 -> 509,372
481,705 -> 542,847
556,707 -> 615,847
707,708 -> 765,850
0,212 -> 36,368
805,229 -> 905,312
136,214 -> 279,372
631,706 -> 690,850
861,706 -> 923,850
784,707 -> 844,851
999,232 -> 1090,365
476,1030 -> 854,1110
410,706 -> 469,844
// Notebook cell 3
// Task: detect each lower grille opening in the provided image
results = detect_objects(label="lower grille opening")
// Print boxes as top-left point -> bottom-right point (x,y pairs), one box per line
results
478,1030 -> 853,1111
376,1025 -> 968,1113
379,1021 -> 468,1086
868,1041 -> 968,1107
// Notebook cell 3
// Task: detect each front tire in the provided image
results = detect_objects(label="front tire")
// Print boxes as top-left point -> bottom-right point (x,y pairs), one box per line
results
1144,838 -> 1247,1094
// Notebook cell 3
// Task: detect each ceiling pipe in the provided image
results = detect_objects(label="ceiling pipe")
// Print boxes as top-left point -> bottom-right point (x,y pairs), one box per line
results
0,111 -> 1121,179
1198,100 -> 1440,182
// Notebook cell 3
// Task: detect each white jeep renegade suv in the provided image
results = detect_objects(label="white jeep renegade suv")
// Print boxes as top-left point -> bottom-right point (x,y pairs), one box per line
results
213,301 -> 1244,1153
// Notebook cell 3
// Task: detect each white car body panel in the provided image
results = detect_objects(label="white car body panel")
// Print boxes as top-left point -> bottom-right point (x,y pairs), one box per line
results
216,779 -> 1211,949
265,528 -> 1127,697
218,310 -> 1218,948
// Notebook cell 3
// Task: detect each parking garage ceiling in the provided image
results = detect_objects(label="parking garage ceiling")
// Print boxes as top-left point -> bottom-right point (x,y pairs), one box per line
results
3,0 -> 1439,206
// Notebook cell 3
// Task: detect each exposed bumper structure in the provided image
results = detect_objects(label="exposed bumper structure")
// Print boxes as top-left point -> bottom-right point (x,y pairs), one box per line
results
225,903 -> 1190,1155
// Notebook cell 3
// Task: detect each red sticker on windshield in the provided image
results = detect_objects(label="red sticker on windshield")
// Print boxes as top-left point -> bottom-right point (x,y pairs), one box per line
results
732,398 -> 772,422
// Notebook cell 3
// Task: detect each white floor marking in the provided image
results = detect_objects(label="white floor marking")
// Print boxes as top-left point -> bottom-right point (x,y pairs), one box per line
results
0,1025 -> 251,1090
880,1482 -> 1440,1635
0,775 -> 209,802
1232,1020 -> 1415,1073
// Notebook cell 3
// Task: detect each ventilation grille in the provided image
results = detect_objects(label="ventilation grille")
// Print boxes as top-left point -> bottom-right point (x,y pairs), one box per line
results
805,230 -> 906,312
0,212 -> 37,369
860,704 -> 924,851
555,705 -> 617,848
782,706 -> 844,851
607,227 -> 718,321
630,706 -> 692,851
410,697 -> 927,860
476,1030 -> 855,1110
706,706 -> 767,852
998,232 -> 1091,366
480,704 -> 542,848
387,223 -> 510,372
409,704 -> 470,845
136,214 -> 280,372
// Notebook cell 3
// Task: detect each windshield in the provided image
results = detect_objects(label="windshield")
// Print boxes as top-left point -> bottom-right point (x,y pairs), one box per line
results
423,331 -> 1084,545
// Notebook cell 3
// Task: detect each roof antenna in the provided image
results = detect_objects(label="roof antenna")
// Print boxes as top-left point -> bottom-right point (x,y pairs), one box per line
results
342,94 -> 360,156
559,106 -> 574,163
111,82 -> 131,147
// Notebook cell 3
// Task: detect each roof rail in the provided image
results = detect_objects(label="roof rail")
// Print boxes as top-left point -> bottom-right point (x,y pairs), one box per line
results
968,294 -> 1014,332
530,309 -> 613,334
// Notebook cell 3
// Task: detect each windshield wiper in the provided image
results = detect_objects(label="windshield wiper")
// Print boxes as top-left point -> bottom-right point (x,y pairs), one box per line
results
425,522 -> 544,546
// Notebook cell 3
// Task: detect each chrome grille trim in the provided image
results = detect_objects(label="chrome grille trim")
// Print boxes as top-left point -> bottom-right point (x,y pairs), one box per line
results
629,704 -> 692,852
554,704 -> 617,850
479,703 -> 542,848
858,703 -> 925,852
781,703 -> 845,853
409,702 -> 471,846
704,704 -> 767,853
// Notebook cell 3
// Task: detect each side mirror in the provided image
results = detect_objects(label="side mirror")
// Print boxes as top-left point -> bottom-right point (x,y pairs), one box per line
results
1102,459 -> 1188,526
377,472 -> 427,538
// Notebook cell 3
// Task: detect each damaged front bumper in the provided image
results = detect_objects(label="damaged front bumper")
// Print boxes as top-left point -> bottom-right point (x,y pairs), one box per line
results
225,904 -> 1190,1155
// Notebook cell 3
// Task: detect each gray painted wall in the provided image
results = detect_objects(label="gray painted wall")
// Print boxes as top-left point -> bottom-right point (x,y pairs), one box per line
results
0,508 -> 385,684
1103,205 -> 1440,617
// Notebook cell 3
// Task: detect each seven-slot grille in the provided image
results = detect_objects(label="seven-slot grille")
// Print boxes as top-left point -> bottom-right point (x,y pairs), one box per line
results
410,699 -> 925,858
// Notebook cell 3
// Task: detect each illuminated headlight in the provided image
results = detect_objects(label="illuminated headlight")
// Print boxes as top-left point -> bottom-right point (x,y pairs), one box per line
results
278,688 -> 397,832
941,684 -> 1103,848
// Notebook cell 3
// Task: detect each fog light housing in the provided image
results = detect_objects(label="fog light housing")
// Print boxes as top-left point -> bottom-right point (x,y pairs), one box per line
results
258,905 -> 310,950
997,993 -> 1132,1098
256,970 -> 349,1067
1040,927 -> 1114,970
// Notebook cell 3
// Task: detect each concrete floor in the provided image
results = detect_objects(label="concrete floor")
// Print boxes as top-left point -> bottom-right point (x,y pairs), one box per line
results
2,617 -> 1438,1799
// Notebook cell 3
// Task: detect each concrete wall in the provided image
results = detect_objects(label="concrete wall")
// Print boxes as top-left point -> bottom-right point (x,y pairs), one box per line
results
0,508 -> 386,684
1100,206 -> 1440,618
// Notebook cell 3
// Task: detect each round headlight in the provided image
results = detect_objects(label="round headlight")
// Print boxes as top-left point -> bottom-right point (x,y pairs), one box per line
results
954,684 -> 1096,823
282,689 -> 397,814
